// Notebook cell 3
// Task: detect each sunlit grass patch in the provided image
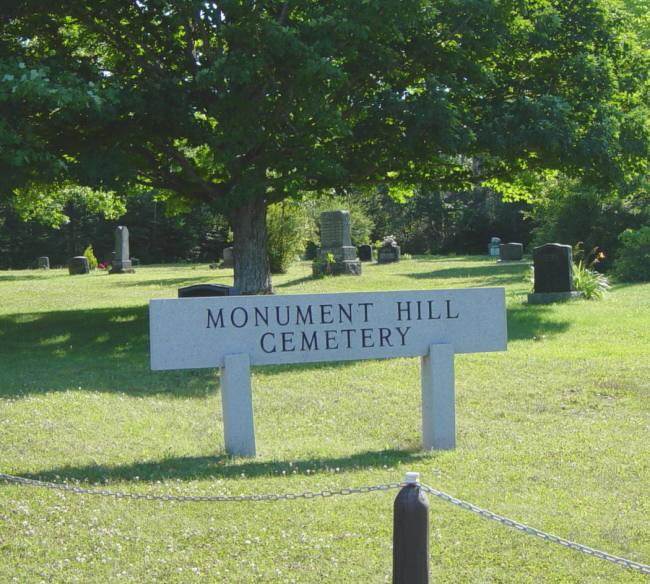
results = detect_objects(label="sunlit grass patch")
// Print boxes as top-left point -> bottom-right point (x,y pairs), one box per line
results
0,258 -> 648,582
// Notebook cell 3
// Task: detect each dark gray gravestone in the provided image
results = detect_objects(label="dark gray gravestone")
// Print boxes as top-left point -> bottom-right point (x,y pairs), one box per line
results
38,256 -> 50,270
313,210 -> 361,276
222,247 -> 234,268
68,256 -> 90,275
499,243 -> 524,261
110,226 -> 135,274
378,243 -> 401,264
358,244 -> 373,262
528,243 -> 580,304
178,284 -> 239,298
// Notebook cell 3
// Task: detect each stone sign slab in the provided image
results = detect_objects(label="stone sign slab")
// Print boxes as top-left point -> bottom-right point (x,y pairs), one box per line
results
150,288 -> 507,370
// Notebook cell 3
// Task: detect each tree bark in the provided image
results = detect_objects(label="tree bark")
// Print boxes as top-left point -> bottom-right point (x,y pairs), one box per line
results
230,197 -> 273,295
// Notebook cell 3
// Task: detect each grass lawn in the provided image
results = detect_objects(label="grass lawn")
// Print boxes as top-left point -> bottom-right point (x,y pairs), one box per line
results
0,257 -> 648,583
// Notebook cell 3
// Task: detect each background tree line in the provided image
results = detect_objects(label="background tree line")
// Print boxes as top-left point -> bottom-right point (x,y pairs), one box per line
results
1,0 -> 647,284
2,175 -> 647,281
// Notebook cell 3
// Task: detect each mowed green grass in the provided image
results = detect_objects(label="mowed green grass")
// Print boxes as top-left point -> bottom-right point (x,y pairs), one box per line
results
0,257 -> 648,583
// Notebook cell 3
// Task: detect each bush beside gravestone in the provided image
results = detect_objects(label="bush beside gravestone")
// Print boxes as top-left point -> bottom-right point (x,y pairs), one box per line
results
267,202 -> 308,274
83,245 -> 98,270
614,226 -> 650,282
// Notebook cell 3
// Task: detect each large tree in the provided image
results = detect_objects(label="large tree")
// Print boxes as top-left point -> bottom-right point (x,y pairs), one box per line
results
1,0 -> 646,292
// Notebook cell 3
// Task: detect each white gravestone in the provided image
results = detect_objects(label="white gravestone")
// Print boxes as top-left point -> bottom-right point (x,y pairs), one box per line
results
150,288 -> 507,456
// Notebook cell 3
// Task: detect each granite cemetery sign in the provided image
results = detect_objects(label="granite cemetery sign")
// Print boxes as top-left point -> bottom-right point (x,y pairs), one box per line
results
150,288 -> 507,456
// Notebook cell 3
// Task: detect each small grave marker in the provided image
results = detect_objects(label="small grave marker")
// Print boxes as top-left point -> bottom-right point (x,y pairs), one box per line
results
499,242 -> 524,261
178,284 -> 239,298
68,256 -> 90,275
358,244 -> 373,262
222,247 -> 234,268
377,236 -> 401,264
38,256 -> 50,270
150,288 -> 507,456
488,237 -> 501,257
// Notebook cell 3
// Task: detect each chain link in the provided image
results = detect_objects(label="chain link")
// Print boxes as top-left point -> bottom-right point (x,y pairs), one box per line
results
419,483 -> 650,575
1,472 -> 648,574
0,472 -> 400,503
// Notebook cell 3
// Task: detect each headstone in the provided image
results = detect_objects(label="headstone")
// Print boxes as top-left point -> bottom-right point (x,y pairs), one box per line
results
377,236 -> 401,264
499,242 -> 524,261
313,211 -> 361,276
109,226 -> 135,274
150,287 -> 507,456
358,244 -> 373,262
38,256 -> 50,270
488,237 -> 501,256
68,256 -> 90,275
131,257 -> 141,267
528,243 -> 580,304
222,247 -> 234,268
178,284 -> 239,298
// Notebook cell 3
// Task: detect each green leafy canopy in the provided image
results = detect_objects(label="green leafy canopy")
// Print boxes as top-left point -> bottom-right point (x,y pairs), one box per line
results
1,0 -> 646,215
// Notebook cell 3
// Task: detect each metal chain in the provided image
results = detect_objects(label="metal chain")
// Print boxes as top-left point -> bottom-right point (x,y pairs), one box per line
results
419,483 -> 650,575
1,472 -> 648,574
0,472 -> 401,503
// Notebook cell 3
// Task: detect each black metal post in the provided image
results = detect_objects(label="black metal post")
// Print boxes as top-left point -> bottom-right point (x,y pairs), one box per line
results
393,472 -> 430,584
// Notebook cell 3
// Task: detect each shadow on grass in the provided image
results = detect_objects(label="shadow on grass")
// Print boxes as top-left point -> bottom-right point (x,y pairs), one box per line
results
109,275 -> 231,288
402,262 -> 530,286
274,275 -> 316,289
403,255 -> 506,263
21,448 -> 429,484
0,292 -> 571,398
0,273 -> 51,282
0,306 -> 216,398
507,303 -> 571,341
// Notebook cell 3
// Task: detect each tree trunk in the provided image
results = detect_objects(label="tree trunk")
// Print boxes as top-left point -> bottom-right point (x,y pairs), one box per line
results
230,197 -> 273,295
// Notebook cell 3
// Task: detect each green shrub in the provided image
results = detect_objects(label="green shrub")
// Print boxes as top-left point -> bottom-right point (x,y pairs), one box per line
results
613,227 -> 650,282
528,179 -> 646,272
83,244 -> 98,270
266,202 -> 309,274
312,252 -> 337,277
573,261 -> 610,299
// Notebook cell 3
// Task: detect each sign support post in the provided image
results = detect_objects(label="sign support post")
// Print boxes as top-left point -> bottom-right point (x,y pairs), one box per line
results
420,344 -> 455,450
220,353 -> 256,457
